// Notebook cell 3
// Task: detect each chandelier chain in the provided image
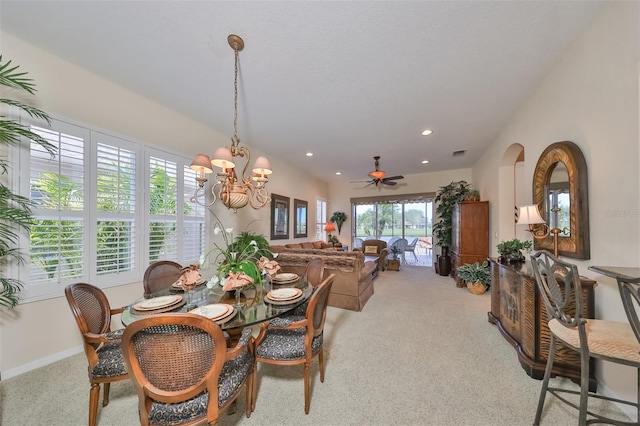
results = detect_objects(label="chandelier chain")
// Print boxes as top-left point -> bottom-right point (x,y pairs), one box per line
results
233,47 -> 239,144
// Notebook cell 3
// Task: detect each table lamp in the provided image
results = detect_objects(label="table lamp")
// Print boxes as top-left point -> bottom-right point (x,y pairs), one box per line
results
325,222 -> 336,244
516,204 -> 563,257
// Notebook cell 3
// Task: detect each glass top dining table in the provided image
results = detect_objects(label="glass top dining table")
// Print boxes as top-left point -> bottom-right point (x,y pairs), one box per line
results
121,276 -> 313,330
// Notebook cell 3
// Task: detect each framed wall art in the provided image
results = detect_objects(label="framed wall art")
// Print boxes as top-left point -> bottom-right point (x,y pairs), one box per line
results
293,199 -> 308,238
270,194 -> 290,240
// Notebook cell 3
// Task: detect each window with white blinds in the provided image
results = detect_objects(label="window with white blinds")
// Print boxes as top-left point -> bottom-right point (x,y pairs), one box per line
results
17,116 -> 206,301
95,134 -> 137,276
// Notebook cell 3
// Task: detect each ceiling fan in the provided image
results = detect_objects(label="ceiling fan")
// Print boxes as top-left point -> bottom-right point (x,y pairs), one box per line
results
353,156 -> 404,187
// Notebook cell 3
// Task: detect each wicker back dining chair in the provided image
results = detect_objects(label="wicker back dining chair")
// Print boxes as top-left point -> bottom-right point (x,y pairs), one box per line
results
282,258 -> 326,317
255,273 -> 335,414
65,283 -> 129,426
304,257 -> 325,287
121,313 -> 255,426
531,251 -> 640,425
143,260 -> 183,297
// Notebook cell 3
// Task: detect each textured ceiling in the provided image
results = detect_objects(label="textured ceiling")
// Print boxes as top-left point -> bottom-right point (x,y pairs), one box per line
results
1,1 -> 604,184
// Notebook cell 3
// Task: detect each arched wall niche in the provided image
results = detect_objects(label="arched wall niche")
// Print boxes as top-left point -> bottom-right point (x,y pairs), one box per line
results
498,143 -> 526,247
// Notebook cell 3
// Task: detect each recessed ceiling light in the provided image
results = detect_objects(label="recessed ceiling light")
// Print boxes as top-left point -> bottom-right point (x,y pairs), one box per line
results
336,172 -> 342,175
306,152 -> 313,157
421,129 -> 433,136
421,160 -> 429,164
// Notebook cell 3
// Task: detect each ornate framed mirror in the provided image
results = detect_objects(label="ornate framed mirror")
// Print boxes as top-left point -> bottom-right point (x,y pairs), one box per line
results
532,141 -> 589,259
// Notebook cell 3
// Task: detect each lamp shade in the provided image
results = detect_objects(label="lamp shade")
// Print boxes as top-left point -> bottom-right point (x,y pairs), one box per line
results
189,154 -> 214,174
368,170 -> 385,180
210,147 -> 236,169
325,222 -> 336,232
252,156 -> 273,175
517,205 -> 546,225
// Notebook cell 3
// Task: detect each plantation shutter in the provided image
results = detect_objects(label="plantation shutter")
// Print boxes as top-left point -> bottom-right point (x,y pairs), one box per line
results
148,156 -> 178,262
29,124 -> 87,284
181,165 -> 206,265
95,135 -> 137,276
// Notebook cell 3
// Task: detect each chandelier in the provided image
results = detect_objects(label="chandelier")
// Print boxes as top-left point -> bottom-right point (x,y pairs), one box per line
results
189,34 -> 272,212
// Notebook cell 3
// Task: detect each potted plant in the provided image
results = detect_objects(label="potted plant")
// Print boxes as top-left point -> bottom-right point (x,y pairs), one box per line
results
330,211 -> 347,234
465,189 -> 480,201
457,261 -> 491,294
497,238 -> 533,263
433,180 -> 470,275
0,56 -> 57,309
390,245 -> 401,259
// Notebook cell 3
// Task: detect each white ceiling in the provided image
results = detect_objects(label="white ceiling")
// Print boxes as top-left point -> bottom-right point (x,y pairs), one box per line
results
1,1 -> 605,184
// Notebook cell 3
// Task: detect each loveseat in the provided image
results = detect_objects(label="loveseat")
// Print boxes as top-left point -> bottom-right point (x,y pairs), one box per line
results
269,244 -> 376,311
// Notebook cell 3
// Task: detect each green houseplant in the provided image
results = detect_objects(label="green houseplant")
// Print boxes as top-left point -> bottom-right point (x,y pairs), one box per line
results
0,56 -> 57,309
457,261 -> 491,294
433,180 -> 469,275
497,238 -> 533,263
330,211 -> 347,234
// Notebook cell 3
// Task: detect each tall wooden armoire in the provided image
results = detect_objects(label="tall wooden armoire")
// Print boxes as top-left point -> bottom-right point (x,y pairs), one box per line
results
451,201 -> 489,287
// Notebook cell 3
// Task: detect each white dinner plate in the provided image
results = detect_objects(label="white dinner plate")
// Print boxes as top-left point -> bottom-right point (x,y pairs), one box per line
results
267,288 -> 303,301
273,273 -> 299,282
189,304 -> 232,320
134,295 -> 182,311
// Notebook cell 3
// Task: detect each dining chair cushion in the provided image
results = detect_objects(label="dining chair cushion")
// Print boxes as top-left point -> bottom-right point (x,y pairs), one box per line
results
256,327 -> 323,360
218,351 -> 254,404
103,328 -> 124,340
92,342 -> 127,378
149,392 -> 209,425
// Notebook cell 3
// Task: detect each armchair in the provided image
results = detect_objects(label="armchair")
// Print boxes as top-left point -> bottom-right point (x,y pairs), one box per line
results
355,239 -> 388,271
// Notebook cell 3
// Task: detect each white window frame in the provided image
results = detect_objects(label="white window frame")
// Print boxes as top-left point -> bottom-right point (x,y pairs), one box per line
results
12,112 -> 207,303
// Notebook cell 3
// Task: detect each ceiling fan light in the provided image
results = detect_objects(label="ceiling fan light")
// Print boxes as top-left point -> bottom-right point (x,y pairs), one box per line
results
368,170 -> 385,180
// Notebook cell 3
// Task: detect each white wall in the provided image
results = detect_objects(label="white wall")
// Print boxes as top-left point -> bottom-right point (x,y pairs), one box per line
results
0,32 -> 328,377
473,2 -> 640,412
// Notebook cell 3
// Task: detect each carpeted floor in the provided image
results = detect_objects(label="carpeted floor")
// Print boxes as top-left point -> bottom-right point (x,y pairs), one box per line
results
0,265 -> 630,425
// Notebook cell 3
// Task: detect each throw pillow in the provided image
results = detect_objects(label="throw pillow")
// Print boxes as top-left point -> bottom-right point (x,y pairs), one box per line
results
312,241 -> 324,249
301,242 -> 314,249
364,245 -> 379,254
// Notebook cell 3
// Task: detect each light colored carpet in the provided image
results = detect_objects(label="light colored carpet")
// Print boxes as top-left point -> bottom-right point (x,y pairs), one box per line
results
0,265 -> 630,425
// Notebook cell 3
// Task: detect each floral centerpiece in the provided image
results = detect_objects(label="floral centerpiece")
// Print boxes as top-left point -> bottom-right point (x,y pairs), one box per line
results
201,211 -> 278,292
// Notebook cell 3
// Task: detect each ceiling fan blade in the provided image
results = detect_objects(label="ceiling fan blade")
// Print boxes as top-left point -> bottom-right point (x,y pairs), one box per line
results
382,175 -> 404,181
382,180 -> 398,186
350,179 -> 372,183
363,181 -> 376,188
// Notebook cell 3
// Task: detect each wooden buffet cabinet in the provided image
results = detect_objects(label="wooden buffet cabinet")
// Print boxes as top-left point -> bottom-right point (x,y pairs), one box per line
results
487,258 -> 598,391
451,201 -> 489,287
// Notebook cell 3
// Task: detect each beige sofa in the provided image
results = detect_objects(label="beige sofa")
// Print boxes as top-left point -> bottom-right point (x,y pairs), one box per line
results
269,245 -> 377,311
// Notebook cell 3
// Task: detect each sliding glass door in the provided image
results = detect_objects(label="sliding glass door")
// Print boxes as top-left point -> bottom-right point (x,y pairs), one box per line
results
352,199 -> 433,247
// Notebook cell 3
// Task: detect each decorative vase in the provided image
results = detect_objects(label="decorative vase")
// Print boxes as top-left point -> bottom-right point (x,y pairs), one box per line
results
438,247 -> 451,276
467,281 -> 486,295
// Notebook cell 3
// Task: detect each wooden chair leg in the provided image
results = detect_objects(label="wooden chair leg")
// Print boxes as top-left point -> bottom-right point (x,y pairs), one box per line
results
252,364 -> 258,412
89,383 -> 100,426
245,367 -> 252,418
304,362 -> 310,414
102,382 -> 110,406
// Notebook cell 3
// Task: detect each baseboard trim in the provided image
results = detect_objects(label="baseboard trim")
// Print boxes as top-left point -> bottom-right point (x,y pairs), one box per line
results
1,345 -> 83,381
598,381 -> 637,422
